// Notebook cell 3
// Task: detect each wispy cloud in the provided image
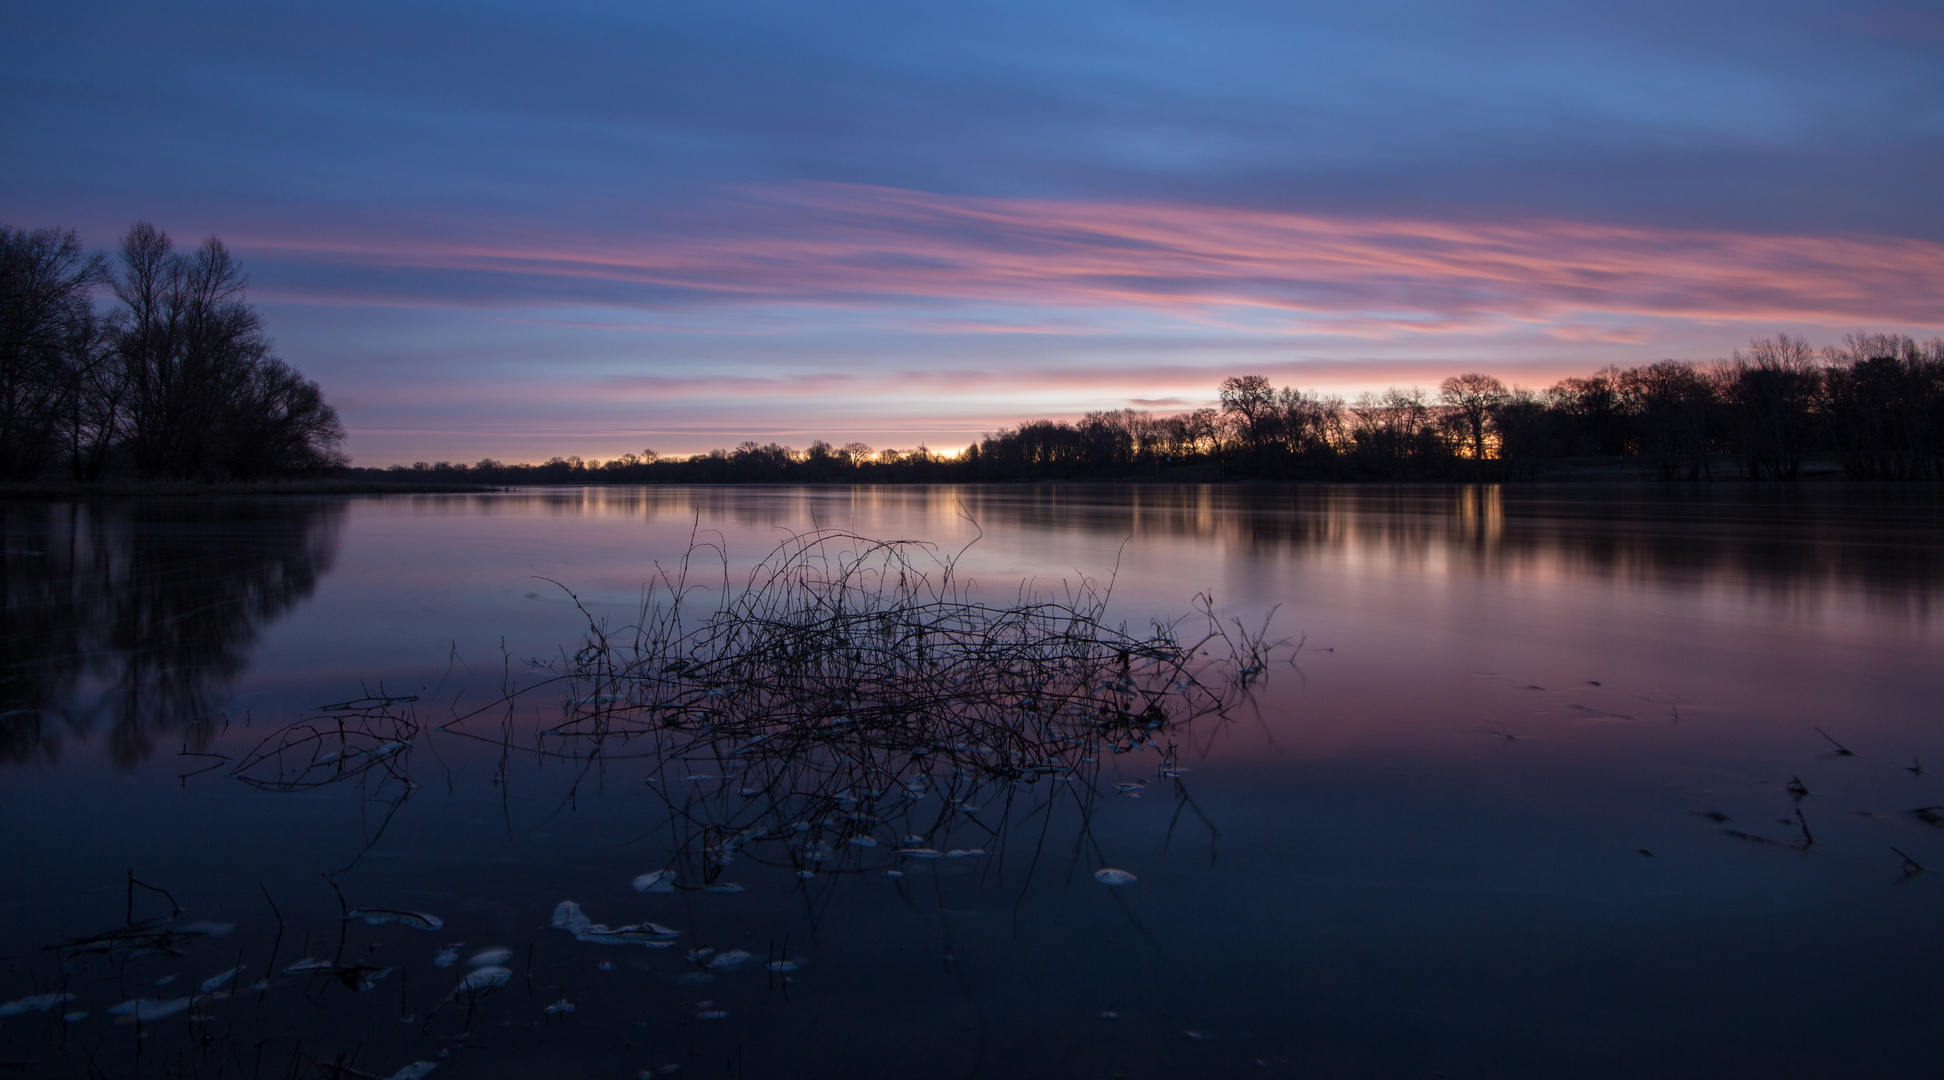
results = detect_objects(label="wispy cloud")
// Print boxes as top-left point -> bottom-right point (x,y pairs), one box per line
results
240,182 -> 1944,336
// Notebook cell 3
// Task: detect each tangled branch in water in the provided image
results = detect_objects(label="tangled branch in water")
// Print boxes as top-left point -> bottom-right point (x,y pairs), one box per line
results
440,530 -> 1283,882
230,697 -> 420,792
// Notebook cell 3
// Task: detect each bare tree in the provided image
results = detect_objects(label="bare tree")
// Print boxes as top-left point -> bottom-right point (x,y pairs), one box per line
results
1820,333 -> 1944,480
0,226 -> 109,480
110,223 -> 344,479
1437,373 -> 1509,460
222,358 -> 347,478
1618,361 -> 1717,480
1218,374 -> 1276,456
1726,334 -> 1821,480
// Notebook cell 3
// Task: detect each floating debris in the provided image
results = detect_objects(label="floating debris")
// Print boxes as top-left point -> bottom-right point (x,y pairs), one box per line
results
767,960 -> 800,972
1093,868 -> 1138,886
544,999 -> 576,1014
706,950 -> 752,970
56,918 -> 227,959
1100,1010 -> 1121,1021
0,992 -> 76,1018
896,848 -> 942,859
433,946 -> 461,968
943,849 -> 986,859
197,967 -> 240,994
553,901 -> 682,947
704,883 -> 745,893
454,966 -> 512,994
347,909 -> 444,931
108,998 -> 190,1023
284,959 -> 393,991
1815,727 -> 1855,757
694,1001 -> 728,1020
386,1064 -> 437,1080
154,975 -> 175,986
633,870 -> 677,893
846,835 -> 879,848
883,870 -> 904,878
468,947 -> 513,968
62,1011 -> 87,1023
1786,776 -> 1811,799
1894,846 -> 1927,877
1911,806 -> 1944,827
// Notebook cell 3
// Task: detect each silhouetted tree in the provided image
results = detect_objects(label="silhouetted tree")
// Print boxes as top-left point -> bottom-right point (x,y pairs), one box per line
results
1821,333 -> 1944,480
1219,374 -> 1276,457
338,335 -> 1944,488
0,227 -> 109,480
1619,361 -> 1717,480
1546,367 -> 1629,456
1438,373 -> 1508,459
1725,334 -> 1821,480
1491,388 -> 1563,460
0,221 -> 346,482
1349,387 -> 1445,477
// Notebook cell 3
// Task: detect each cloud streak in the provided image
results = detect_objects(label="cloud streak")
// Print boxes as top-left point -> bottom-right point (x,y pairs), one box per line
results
243,183 -> 1944,336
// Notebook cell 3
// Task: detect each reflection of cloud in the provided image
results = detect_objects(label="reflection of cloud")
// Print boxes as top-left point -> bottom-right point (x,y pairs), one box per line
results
240,182 -> 1944,333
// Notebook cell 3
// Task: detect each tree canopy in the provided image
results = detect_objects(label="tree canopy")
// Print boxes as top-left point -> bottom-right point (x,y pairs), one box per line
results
0,222 -> 345,482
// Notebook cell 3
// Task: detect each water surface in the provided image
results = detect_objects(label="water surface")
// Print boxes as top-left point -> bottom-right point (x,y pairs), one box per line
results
3,485 -> 1941,1078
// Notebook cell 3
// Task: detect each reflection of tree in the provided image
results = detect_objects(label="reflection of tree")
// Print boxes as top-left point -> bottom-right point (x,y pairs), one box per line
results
0,498 -> 343,766
943,485 -> 1944,612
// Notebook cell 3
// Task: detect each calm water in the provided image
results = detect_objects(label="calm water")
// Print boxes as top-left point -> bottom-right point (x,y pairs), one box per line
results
3,485 -> 1942,1078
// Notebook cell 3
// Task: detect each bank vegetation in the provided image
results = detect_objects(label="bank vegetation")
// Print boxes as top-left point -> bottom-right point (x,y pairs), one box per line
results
358,333 -> 1944,485
0,223 -> 345,483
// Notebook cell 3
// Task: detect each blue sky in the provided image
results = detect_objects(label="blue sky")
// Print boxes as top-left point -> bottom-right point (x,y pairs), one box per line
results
5,0 -> 1941,462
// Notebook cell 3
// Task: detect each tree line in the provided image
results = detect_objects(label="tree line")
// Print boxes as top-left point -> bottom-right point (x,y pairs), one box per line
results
0,223 -> 345,483
357,332 -> 1944,486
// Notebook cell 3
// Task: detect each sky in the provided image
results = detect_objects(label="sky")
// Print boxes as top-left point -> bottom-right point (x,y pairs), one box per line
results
4,0 -> 1942,464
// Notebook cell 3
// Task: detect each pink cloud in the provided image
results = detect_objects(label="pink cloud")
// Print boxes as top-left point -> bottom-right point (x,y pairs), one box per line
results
239,183 -> 1944,334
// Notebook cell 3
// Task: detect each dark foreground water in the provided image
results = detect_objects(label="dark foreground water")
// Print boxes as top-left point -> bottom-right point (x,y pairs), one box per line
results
3,484 -> 1942,1079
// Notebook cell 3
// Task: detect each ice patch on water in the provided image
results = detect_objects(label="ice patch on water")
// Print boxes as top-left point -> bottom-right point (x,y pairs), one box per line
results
108,998 -> 189,1022
0,993 -> 74,1018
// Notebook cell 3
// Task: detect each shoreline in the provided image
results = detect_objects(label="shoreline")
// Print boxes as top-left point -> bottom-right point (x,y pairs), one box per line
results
0,456 -> 1912,498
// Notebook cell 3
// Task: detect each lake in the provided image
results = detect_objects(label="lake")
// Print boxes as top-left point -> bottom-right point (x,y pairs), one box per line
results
3,484 -> 1942,1079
